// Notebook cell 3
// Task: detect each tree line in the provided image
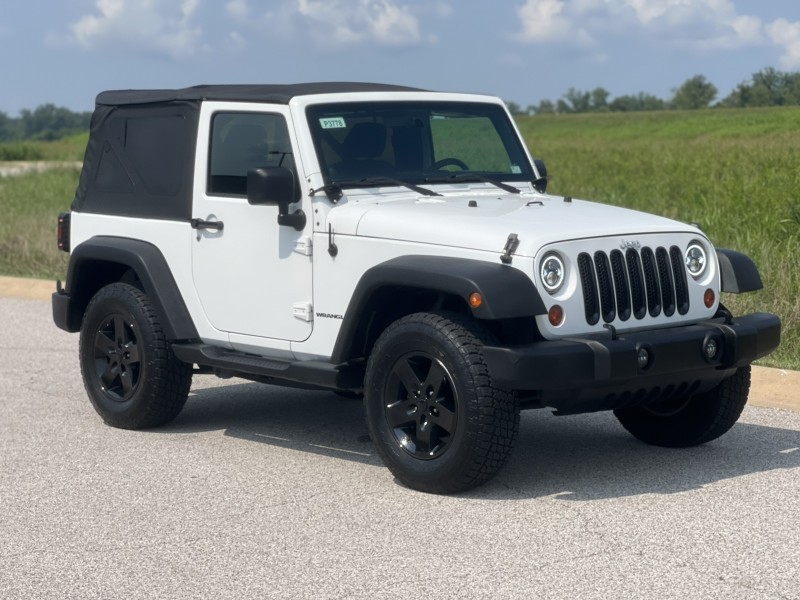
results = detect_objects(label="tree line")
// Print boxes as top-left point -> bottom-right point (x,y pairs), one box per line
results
0,104 -> 92,142
508,68 -> 800,115
1,67 -> 798,140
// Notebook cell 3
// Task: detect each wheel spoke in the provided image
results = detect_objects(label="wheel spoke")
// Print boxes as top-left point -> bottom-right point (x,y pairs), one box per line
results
392,357 -> 422,395
422,360 -> 446,401
94,330 -> 116,357
114,316 -> 129,347
430,401 -> 456,434
119,369 -> 134,396
416,418 -> 433,450
385,399 -> 417,428
100,361 -> 118,389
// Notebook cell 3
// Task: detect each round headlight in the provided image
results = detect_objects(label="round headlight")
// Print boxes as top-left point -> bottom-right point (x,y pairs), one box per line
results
540,253 -> 565,293
685,242 -> 707,278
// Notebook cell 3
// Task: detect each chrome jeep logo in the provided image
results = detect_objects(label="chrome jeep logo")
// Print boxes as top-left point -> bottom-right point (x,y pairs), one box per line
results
620,239 -> 641,250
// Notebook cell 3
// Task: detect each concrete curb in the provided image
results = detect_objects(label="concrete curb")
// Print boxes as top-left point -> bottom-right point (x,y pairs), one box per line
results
0,276 -> 56,301
2,275 -> 797,412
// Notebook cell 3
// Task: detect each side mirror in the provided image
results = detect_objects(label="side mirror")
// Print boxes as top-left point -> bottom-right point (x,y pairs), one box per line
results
247,167 -> 306,231
533,159 -> 548,193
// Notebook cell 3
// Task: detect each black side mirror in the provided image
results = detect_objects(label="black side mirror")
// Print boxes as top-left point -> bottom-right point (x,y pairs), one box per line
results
533,159 -> 548,193
247,167 -> 306,231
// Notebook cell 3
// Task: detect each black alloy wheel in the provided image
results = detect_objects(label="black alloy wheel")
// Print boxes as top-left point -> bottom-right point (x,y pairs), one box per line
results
92,313 -> 142,402
79,283 -> 192,430
383,351 -> 458,460
364,312 -> 519,494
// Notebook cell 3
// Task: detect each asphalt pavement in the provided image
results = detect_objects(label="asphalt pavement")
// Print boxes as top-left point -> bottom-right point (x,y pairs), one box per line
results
2,296 -> 799,599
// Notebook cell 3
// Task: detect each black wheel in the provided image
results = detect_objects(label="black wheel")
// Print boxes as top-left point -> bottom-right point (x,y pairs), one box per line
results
79,283 -> 193,429
614,367 -> 751,448
364,312 -> 519,494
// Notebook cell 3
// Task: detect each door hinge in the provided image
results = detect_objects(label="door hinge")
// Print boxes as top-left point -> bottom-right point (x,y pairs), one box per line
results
294,236 -> 313,256
293,302 -> 314,322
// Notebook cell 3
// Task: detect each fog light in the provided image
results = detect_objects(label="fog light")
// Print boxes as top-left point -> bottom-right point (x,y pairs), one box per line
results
637,347 -> 650,370
704,289 -> 715,308
704,338 -> 718,359
548,305 -> 564,327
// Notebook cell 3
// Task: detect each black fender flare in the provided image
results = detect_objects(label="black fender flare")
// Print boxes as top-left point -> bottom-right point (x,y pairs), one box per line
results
330,255 -> 546,364
716,248 -> 763,293
62,236 -> 198,341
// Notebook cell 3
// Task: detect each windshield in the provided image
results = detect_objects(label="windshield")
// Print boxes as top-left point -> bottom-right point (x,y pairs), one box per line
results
306,101 -> 534,186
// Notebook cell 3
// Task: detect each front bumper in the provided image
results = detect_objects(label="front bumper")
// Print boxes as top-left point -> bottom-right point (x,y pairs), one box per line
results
482,312 -> 780,414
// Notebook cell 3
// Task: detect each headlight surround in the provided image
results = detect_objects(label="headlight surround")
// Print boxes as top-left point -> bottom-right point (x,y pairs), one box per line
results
685,241 -> 707,279
540,252 -> 566,294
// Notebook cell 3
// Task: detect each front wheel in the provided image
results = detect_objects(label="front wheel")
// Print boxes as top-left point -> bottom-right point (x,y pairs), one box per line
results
364,312 -> 519,494
79,283 -> 193,429
614,367 -> 751,448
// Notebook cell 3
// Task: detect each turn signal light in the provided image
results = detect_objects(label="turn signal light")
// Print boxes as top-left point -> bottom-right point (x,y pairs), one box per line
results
548,305 -> 564,327
469,292 -> 483,309
704,289 -> 715,308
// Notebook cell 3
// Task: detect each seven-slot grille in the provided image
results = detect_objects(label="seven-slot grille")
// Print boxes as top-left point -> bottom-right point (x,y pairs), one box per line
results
577,246 -> 690,325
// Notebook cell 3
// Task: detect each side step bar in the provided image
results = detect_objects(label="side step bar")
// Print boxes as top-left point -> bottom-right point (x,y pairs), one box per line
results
171,343 -> 362,391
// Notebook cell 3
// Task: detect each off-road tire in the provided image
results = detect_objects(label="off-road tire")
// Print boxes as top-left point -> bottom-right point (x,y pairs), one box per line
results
364,312 -> 519,494
79,283 -> 193,429
614,366 -> 751,448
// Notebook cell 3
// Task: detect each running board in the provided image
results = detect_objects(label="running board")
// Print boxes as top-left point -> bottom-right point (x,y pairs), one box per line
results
171,343 -> 361,391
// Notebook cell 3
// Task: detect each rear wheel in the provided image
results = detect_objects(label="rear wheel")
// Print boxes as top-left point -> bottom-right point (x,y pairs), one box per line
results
79,283 -> 192,429
364,312 -> 519,494
614,367 -> 751,447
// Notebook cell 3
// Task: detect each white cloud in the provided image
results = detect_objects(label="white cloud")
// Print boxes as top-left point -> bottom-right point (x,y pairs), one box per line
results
513,0 -> 765,51
296,0 -> 427,46
225,0 -> 249,20
516,0 -> 593,45
71,0 -> 203,60
766,18 -> 800,69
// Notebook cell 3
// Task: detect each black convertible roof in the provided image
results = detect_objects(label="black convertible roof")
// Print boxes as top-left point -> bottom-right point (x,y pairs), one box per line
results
96,82 -> 426,106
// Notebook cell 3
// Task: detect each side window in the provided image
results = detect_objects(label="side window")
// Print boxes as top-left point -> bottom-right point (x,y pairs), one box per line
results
207,112 -> 297,196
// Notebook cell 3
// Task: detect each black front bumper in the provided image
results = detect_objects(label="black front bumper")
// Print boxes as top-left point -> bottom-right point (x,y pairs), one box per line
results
482,312 -> 780,414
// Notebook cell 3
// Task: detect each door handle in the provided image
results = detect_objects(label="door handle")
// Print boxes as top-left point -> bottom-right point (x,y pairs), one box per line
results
191,218 -> 224,231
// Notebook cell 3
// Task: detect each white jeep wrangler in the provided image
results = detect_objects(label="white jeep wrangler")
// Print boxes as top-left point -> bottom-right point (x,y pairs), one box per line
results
53,83 -> 780,493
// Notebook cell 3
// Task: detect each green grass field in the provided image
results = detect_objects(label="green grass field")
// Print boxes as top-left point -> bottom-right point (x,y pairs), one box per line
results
0,110 -> 797,368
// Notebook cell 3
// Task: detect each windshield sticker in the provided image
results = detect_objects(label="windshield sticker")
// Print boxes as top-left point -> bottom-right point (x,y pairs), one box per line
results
320,117 -> 346,129
510,164 -> 522,174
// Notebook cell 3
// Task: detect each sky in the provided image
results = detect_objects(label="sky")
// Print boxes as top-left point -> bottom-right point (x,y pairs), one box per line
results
2,0 -> 800,114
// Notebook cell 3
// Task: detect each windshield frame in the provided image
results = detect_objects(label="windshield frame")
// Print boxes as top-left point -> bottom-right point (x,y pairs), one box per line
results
305,100 -> 535,188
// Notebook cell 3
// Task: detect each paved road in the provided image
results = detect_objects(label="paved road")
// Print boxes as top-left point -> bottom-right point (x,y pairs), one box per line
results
2,298 -> 799,599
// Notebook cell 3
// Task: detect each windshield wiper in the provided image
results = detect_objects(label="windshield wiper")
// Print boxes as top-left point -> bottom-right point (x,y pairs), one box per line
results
334,176 -> 441,197
424,173 -> 520,194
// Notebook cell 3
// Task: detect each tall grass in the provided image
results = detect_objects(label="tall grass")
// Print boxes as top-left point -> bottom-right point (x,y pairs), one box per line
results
0,132 -> 88,162
517,107 -> 800,369
0,168 -> 77,279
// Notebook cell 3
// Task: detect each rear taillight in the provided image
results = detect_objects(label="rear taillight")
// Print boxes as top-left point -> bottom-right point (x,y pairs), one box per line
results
57,212 -> 71,252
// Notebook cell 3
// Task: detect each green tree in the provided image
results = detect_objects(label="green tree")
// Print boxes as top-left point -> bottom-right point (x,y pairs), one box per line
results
504,100 -> 526,116
609,93 -> 665,112
563,88 -> 591,112
532,100 -> 555,115
721,68 -> 800,107
590,87 -> 610,111
671,75 -> 717,109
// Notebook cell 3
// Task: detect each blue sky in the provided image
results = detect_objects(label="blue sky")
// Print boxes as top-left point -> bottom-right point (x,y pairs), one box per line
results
2,0 -> 800,114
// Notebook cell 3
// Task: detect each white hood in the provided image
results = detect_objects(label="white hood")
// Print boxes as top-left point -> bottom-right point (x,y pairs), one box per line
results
328,189 -> 699,257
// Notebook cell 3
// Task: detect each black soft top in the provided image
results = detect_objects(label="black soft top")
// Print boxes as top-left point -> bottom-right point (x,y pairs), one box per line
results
74,82 -> 427,221
96,82 -> 425,106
